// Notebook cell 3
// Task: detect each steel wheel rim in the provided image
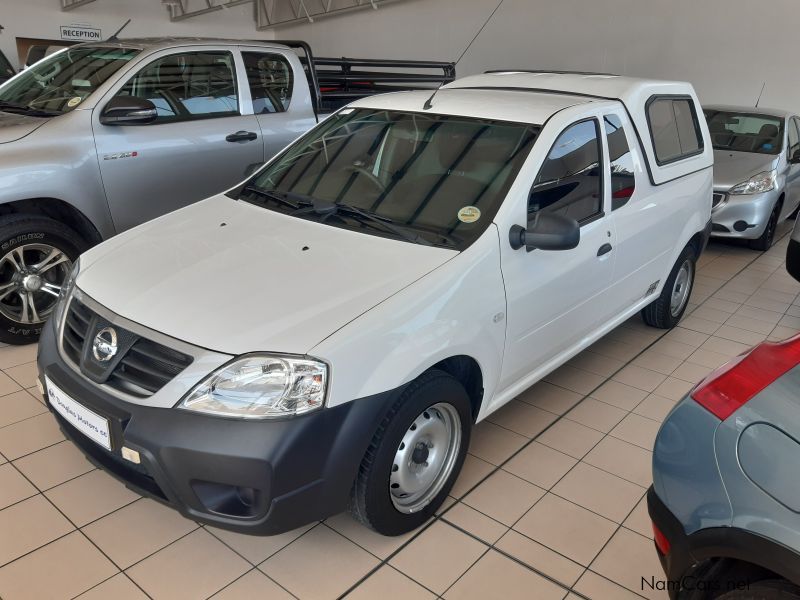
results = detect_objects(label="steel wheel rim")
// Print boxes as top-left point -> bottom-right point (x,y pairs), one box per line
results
0,244 -> 72,325
389,402 -> 461,514
670,259 -> 693,317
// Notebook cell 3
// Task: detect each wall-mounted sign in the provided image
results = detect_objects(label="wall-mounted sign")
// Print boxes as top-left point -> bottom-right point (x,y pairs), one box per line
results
60,24 -> 102,42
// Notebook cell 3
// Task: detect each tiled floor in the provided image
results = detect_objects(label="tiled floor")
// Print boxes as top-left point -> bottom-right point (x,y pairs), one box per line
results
0,229 -> 797,600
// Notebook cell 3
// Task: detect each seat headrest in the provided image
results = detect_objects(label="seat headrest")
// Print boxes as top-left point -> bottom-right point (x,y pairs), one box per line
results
759,124 -> 779,138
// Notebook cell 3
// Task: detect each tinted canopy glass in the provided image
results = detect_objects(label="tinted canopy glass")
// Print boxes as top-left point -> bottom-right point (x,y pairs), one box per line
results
241,108 -> 539,249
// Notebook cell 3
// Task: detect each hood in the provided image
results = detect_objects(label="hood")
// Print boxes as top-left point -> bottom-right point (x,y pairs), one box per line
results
713,149 -> 778,190
0,111 -> 49,144
78,196 -> 457,356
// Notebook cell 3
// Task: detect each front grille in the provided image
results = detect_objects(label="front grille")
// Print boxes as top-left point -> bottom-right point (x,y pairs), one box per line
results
61,298 -> 193,398
712,193 -> 726,208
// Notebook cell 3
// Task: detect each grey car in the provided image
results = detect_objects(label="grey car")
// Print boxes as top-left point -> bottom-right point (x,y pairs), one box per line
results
704,105 -> 800,251
649,295 -> 800,594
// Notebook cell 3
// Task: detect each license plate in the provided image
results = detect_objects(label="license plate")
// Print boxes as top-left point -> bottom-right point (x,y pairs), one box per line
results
45,376 -> 112,451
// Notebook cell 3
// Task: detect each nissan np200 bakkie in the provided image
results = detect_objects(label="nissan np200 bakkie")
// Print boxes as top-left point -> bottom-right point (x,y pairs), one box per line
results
37,72 -> 713,536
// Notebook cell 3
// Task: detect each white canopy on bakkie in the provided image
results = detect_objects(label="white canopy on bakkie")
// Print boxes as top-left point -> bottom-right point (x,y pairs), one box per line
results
443,71 -> 713,186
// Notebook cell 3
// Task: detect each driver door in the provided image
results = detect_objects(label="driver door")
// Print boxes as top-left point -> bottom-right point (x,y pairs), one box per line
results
92,49 -> 264,232
497,117 -> 616,397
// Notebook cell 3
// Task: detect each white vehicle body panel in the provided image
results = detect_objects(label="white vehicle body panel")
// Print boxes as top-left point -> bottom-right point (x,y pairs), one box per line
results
78,197 -> 456,357
72,73 -> 712,420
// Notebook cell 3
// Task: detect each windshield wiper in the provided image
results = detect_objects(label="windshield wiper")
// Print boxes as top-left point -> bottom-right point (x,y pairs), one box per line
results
0,101 -> 59,117
239,186 -> 314,210
291,199 -> 433,246
241,187 -> 458,247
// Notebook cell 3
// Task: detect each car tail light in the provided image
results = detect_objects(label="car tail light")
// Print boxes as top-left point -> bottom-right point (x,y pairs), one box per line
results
652,521 -> 670,556
691,334 -> 800,421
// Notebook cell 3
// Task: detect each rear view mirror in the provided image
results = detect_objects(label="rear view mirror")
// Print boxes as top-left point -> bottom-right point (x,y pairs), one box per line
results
509,212 -> 580,252
100,96 -> 157,125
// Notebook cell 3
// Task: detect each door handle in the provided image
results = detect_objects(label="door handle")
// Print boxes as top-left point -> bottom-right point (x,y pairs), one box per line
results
597,243 -> 613,256
226,130 -> 258,143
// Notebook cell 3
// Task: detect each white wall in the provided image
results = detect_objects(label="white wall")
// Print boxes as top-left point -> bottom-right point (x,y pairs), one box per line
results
1,0 -> 798,109
0,0 -> 272,68
276,0 -> 800,111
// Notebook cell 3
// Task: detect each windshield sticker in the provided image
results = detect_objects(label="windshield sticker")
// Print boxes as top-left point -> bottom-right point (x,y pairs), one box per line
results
67,96 -> 82,108
457,206 -> 481,223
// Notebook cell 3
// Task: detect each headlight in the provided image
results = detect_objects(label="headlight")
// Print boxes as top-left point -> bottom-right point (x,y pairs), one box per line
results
729,170 -> 777,195
178,354 -> 328,419
53,258 -> 80,326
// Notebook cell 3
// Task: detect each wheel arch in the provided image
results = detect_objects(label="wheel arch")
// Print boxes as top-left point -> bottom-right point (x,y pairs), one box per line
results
0,198 -> 104,246
427,355 -> 484,422
684,527 -> 800,589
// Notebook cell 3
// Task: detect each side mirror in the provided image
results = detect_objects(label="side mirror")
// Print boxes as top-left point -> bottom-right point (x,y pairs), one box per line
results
509,212 -> 580,252
99,96 -> 157,125
791,149 -> 800,164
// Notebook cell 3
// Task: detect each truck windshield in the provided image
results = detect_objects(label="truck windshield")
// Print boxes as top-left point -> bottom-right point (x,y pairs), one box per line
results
239,108 -> 540,250
704,110 -> 784,155
0,47 -> 140,116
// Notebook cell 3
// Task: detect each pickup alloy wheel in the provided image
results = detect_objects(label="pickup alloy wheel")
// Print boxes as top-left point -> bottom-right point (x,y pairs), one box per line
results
0,216 -> 85,345
349,369 -> 471,535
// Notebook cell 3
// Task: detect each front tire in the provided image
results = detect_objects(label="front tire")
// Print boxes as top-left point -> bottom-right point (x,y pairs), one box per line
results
749,202 -> 781,251
0,216 -> 87,345
641,246 -> 696,329
349,369 -> 471,536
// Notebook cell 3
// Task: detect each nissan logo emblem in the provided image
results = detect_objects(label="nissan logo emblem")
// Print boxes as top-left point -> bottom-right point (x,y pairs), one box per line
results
92,327 -> 118,362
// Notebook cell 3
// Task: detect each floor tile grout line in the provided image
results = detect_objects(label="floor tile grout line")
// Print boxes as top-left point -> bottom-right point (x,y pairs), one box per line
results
3,459 -> 155,600
198,564 -> 301,600
439,516 -> 592,600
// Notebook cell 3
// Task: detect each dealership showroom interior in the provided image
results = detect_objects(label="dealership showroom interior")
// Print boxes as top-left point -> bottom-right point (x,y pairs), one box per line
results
7,0 -> 800,599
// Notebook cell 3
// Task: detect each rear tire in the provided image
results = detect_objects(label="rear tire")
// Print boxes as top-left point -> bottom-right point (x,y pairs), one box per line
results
749,202 -> 781,251
349,369 -> 471,536
641,246 -> 696,329
0,216 -> 87,345
716,579 -> 800,599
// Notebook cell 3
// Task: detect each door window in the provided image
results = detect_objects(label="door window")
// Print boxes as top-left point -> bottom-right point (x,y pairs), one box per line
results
242,52 -> 293,114
529,119 -> 603,223
603,115 -> 636,210
115,51 -> 239,123
789,118 -> 800,160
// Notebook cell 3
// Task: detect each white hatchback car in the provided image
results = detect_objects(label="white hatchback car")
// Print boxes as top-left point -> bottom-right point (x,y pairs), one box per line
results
37,72 -> 712,536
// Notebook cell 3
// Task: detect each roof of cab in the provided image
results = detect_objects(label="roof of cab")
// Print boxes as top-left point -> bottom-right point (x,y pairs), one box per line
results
348,88 -> 600,125
445,71 -> 691,104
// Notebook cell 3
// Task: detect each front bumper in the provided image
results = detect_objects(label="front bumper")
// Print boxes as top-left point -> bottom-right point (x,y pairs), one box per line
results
37,317 -> 398,535
710,188 -> 781,240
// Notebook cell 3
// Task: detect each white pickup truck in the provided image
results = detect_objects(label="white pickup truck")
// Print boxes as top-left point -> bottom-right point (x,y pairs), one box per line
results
38,71 -> 713,536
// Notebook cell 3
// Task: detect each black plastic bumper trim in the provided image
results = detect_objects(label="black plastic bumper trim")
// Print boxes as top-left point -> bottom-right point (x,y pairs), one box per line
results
37,317 -> 401,535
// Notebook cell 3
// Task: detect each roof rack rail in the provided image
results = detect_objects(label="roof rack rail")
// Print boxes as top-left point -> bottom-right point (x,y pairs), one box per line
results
484,69 -> 619,77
